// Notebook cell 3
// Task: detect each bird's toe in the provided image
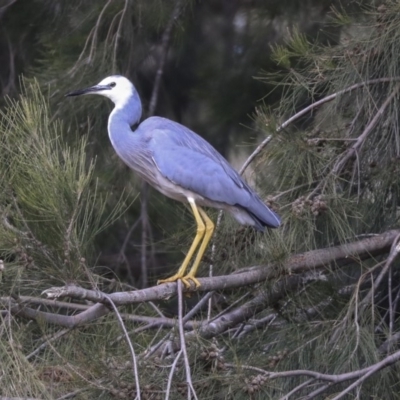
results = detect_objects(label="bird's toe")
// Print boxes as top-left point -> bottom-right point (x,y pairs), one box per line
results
181,275 -> 201,289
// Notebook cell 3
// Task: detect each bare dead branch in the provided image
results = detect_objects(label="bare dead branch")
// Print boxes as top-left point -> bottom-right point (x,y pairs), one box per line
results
42,229 -> 400,307
2,230 -> 396,334
226,347 -> 400,399
188,275 -> 302,340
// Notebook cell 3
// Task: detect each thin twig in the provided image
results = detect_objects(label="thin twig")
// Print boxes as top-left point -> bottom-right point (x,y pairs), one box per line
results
230,344 -> 400,399
119,217 -> 141,262
143,332 -> 173,359
278,378 -> 315,400
148,0 -> 184,116
26,328 -> 71,360
388,265 -> 394,340
165,350 -> 183,400
308,83 -> 400,199
140,182 -> 149,288
102,294 -> 141,400
183,291 -> 214,323
330,349 -> 400,400
55,388 -> 88,400
359,233 -> 400,312
177,280 -> 198,400
304,383 -> 332,400
112,0 -> 129,70
209,291 -> 251,323
333,84 -> 400,176
67,0 -> 113,76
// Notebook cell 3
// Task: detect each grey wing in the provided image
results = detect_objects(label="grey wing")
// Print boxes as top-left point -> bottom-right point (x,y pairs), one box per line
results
141,117 -> 246,189
151,143 -> 281,229
153,145 -> 242,203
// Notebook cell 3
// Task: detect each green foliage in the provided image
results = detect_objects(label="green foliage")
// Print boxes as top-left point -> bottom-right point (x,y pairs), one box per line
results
258,0 -> 400,253
0,79 -> 131,398
271,30 -> 312,69
2,1 -> 400,399
0,79 -> 127,282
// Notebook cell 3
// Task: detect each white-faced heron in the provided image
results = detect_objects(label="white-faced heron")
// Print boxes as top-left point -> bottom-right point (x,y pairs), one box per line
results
66,75 -> 281,288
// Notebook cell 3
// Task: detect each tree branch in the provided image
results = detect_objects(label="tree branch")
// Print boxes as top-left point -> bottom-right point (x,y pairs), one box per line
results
0,228 -> 389,331
225,347 -> 400,399
41,229 -> 400,307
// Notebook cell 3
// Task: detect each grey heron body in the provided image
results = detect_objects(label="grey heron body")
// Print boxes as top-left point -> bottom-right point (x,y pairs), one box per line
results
67,75 -> 281,287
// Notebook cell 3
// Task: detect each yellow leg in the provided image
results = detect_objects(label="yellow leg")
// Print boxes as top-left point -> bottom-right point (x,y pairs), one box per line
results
157,198 -> 205,287
181,207 -> 215,288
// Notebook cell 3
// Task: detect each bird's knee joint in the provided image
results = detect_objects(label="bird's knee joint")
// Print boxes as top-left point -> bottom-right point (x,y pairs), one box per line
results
196,226 -> 206,234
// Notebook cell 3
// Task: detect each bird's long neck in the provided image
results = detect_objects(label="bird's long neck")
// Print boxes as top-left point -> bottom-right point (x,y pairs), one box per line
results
108,91 -> 142,149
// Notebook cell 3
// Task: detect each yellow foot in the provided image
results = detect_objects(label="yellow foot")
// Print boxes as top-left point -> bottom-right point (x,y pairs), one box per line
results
181,275 -> 201,289
157,274 -> 201,289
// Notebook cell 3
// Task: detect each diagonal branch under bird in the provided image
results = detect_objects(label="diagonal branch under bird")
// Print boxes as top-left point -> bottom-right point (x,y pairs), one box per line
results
66,75 -> 281,288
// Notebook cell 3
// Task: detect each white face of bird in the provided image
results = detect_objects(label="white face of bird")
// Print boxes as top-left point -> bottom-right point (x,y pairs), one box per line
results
66,75 -> 136,107
96,76 -> 135,105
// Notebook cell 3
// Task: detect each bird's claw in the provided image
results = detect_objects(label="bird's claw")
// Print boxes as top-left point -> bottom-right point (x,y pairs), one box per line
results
157,274 -> 201,289
181,275 -> 201,289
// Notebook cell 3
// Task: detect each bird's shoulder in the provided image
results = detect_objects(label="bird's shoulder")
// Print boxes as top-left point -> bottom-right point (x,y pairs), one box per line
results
137,116 -> 203,146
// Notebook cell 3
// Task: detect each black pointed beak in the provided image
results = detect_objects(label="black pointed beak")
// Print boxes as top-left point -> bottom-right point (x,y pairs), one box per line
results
65,84 -> 111,97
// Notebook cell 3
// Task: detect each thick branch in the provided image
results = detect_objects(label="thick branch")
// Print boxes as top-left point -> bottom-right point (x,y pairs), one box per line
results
4,230 -> 398,329
42,229 -> 400,306
190,275 -> 302,339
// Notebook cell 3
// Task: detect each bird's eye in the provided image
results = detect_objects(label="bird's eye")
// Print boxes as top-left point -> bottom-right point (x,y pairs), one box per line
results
109,82 -> 116,88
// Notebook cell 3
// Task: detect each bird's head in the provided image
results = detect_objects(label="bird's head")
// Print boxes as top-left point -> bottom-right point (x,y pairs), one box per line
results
66,75 -> 136,107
